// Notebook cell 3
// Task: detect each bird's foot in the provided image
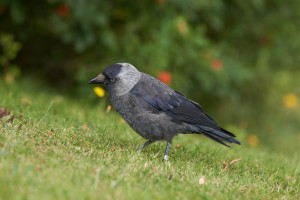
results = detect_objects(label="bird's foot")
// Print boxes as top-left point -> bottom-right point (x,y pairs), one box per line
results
137,140 -> 154,152
162,142 -> 171,161
163,154 -> 168,161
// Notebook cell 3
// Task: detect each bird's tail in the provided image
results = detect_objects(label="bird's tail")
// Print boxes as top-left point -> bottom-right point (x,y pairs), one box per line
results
197,125 -> 241,147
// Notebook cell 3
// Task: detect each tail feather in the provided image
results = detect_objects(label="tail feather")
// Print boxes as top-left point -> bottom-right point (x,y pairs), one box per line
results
197,125 -> 241,146
220,127 -> 236,137
204,134 -> 231,147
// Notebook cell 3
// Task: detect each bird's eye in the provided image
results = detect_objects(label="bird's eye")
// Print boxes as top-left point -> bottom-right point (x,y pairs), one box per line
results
110,78 -> 115,82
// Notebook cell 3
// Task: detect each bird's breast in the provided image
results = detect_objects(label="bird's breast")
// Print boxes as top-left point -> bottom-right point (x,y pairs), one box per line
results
109,93 -> 182,142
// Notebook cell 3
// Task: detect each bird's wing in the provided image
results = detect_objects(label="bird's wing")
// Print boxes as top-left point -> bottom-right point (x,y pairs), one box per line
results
130,74 -> 221,130
147,91 -> 219,127
130,74 -> 239,144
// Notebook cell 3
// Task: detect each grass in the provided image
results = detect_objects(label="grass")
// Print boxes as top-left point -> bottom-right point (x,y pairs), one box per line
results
0,78 -> 299,200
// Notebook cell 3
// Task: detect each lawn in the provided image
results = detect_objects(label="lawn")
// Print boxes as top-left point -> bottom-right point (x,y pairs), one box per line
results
0,78 -> 299,200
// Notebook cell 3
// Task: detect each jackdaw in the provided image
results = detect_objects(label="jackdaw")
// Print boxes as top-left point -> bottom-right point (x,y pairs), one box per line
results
89,63 -> 240,161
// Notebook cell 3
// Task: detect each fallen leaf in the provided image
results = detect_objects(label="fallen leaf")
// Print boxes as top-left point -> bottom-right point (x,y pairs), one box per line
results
111,146 -> 117,151
198,176 -> 206,185
0,108 -> 10,118
222,160 -> 229,171
223,158 -> 241,171
47,130 -> 55,138
106,105 -> 112,113
81,124 -> 90,131
144,162 -> 148,168
5,115 -> 15,123
230,158 -> 241,166
35,164 -> 42,172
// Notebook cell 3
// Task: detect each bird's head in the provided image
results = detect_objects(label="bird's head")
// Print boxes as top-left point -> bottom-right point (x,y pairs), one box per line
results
89,63 -> 142,96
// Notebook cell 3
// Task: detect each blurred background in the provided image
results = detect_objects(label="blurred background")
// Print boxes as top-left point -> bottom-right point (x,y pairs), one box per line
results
1,0 -> 300,154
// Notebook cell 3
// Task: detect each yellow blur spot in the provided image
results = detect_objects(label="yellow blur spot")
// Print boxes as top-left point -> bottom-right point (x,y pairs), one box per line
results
176,17 -> 189,35
106,105 -> 112,113
93,87 -> 105,98
21,96 -> 31,105
4,73 -> 14,84
247,134 -> 258,147
283,93 -> 298,109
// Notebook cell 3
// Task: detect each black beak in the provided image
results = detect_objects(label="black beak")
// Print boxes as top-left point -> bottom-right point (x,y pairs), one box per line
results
89,73 -> 106,84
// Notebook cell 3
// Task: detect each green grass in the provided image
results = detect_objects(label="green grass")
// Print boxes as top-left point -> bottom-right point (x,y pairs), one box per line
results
0,78 -> 299,200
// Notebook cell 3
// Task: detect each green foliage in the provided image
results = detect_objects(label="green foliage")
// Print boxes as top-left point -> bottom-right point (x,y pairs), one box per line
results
1,0 -> 298,100
2,0 -> 290,96
1,0 -> 300,153
0,33 -> 21,71
0,79 -> 299,200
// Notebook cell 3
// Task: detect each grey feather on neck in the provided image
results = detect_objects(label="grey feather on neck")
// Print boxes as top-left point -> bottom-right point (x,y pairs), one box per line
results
114,63 -> 142,96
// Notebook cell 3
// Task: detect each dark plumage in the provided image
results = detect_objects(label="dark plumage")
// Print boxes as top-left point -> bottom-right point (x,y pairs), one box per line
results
89,63 -> 240,161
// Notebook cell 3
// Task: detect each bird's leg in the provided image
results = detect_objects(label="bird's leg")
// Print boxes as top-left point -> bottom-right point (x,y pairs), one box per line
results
163,142 -> 172,161
138,140 -> 155,152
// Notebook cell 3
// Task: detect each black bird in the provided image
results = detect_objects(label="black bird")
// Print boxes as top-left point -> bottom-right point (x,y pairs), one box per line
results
90,63 -> 240,161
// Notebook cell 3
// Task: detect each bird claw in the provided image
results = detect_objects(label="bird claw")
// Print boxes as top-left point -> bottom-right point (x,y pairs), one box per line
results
163,154 -> 168,161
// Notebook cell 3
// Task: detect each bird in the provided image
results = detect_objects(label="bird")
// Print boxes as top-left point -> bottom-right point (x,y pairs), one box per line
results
89,63 -> 240,161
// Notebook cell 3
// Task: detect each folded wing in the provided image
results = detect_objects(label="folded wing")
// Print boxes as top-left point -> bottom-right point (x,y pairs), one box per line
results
130,76 -> 240,146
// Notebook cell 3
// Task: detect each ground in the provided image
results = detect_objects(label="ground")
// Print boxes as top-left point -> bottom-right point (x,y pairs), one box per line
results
0,79 -> 299,199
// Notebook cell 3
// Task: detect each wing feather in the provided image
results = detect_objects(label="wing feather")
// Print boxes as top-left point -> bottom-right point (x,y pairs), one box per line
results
130,73 -> 238,142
